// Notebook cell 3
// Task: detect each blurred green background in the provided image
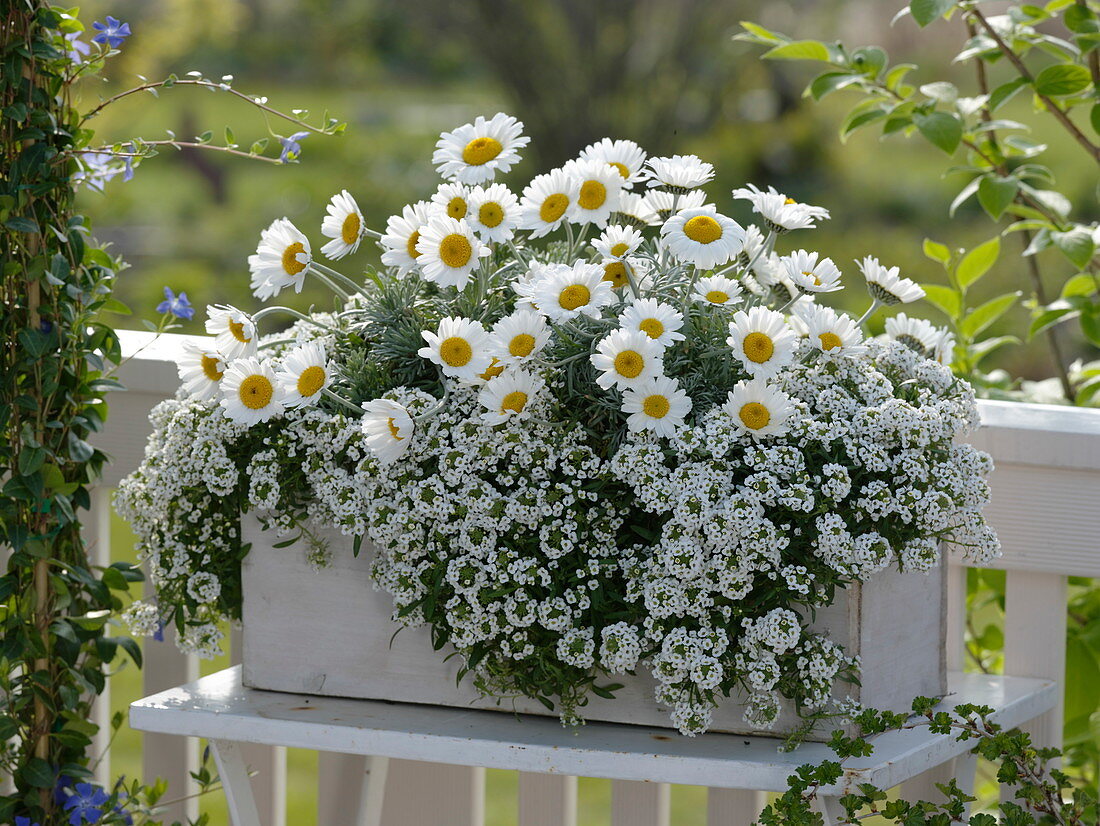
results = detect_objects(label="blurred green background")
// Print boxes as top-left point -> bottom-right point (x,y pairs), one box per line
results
75,0 -> 1098,822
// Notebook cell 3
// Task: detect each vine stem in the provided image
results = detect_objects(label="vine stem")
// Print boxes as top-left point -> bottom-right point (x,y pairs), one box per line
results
80,140 -> 284,164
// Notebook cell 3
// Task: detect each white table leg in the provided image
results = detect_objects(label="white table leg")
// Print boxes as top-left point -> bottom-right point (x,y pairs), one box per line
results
210,740 -> 262,826
355,756 -> 389,826
707,788 -> 765,826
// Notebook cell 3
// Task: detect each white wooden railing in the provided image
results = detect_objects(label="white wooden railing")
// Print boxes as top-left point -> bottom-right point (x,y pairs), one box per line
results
83,330 -> 1100,826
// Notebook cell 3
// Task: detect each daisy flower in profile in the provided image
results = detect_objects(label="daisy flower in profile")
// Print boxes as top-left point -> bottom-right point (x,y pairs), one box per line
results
529,261 -> 614,321
418,317 -> 493,383
858,256 -> 925,305
732,184 -> 830,233
797,304 -> 865,359
248,218 -> 311,300
590,328 -> 665,390
518,168 -> 579,238
489,309 -> 551,366
934,329 -> 957,365
645,189 -> 706,222
275,342 -> 331,408
593,224 -> 643,260
621,376 -> 692,437
432,113 -> 530,184
736,224 -> 767,268
725,378 -> 795,439
415,215 -> 490,290
479,369 -> 544,425
783,250 -> 842,295
645,154 -> 714,192
661,206 -> 746,270
580,138 -> 648,188
885,313 -> 943,357
611,192 -> 660,228
599,256 -> 648,291
361,399 -> 414,465
619,298 -> 685,348
380,201 -> 433,275
177,343 -> 226,402
205,305 -> 257,359
564,158 -> 624,227
220,357 -> 284,426
692,274 -> 742,307
320,190 -> 366,260
466,183 -> 520,243
431,182 -> 471,221
727,306 -> 796,378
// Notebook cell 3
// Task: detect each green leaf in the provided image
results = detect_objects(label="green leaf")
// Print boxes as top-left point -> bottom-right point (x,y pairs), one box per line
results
913,111 -> 962,154
1034,63 -> 1092,96
840,107 -> 888,139
851,46 -> 887,77
5,216 -> 40,233
919,81 -> 958,103
763,40 -> 832,61
1062,272 -> 1100,298
1082,308 -> 1100,348
989,77 -> 1031,111
977,175 -> 1020,219
19,757 -> 55,788
1052,227 -> 1096,269
970,335 -> 1019,365
910,0 -> 955,26
957,237 -> 1001,288
809,72 -> 860,100
1029,303 -> 1079,339
737,21 -> 785,44
922,284 -> 962,319
961,292 -> 1021,339
923,238 -> 951,265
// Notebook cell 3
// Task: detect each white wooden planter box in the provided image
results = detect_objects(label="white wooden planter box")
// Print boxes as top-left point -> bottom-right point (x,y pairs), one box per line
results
240,520 -> 946,740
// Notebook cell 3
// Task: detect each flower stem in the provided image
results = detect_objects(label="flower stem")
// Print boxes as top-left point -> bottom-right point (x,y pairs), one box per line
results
856,298 -> 881,328
322,387 -> 362,415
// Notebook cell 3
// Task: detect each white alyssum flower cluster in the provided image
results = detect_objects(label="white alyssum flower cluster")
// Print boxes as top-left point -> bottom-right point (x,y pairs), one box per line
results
119,114 -> 997,738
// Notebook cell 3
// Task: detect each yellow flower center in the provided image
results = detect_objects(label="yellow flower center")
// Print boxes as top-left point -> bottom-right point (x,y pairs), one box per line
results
509,333 -> 536,358
609,161 -> 630,179
819,332 -> 843,351
558,284 -> 591,311
603,262 -> 628,289
439,233 -> 473,268
610,242 -> 629,257
639,318 -> 665,339
238,375 -> 274,410
341,212 -> 361,245
387,417 -> 403,440
614,350 -> 645,379
228,319 -> 251,343
282,242 -> 308,276
462,136 -> 503,166
446,197 -> 467,220
439,336 -> 473,367
478,202 -> 504,228
705,290 -> 729,304
683,215 -> 722,244
742,332 -> 775,364
784,197 -> 797,205
642,394 -> 670,418
479,358 -> 505,381
500,390 -> 528,414
406,230 -> 421,259
739,401 -> 771,430
201,354 -> 223,381
578,180 -> 607,211
296,365 -> 326,397
539,193 -> 570,223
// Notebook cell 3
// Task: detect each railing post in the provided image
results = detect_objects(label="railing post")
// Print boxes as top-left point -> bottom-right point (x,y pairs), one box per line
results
611,780 -> 669,826
85,487 -> 113,787
518,772 -> 577,826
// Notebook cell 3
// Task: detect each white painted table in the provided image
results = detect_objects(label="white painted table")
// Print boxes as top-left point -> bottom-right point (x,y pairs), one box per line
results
130,667 -> 1055,826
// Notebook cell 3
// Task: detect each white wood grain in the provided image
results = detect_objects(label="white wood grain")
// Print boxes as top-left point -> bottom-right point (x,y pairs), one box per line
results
612,780 -> 669,826
379,760 -> 484,826
518,773 -> 576,826
210,740 -> 261,826
318,753 -> 371,826
706,789 -> 766,826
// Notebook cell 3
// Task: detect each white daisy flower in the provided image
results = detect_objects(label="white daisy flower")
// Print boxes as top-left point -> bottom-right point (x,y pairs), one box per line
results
885,313 -> 943,356
593,224 -> 643,260
489,309 -> 552,366
598,256 -> 641,291
783,250 -> 842,295
934,329 -> 957,364
466,183 -> 520,243
564,158 -> 624,227
177,343 -> 226,402
736,224 -> 768,268
417,316 -> 493,383
858,256 -> 925,305
645,154 -> 714,192
645,189 -> 706,221
430,182 -> 472,221
619,298 -> 685,348
379,201 -> 434,275
529,261 -> 614,321
320,190 -> 366,260
590,328 -> 665,390
414,215 -> 490,290
205,305 -> 257,359
692,274 -> 743,307
796,304 -> 866,359
621,376 -> 692,437
724,378 -> 794,439
579,138 -> 648,188
732,184 -> 830,233
248,218 -> 311,300
361,399 -> 414,465
275,342 -> 331,408
432,112 -> 530,184
517,168 -> 580,238
727,306 -> 797,378
479,369 -> 544,425
661,206 -> 746,270
611,192 -> 661,228
219,357 -> 285,426
471,357 -> 507,385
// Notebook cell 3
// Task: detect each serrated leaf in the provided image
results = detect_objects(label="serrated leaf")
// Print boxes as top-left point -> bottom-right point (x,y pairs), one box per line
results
914,110 -> 963,154
1052,227 -> 1096,268
961,292 -> 1020,339
958,237 -> 1001,288
977,175 -> 1020,219
910,0 -> 955,26
921,283 -> 962,319
763,40 -> 832,61
1034,63 -> 1091,95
